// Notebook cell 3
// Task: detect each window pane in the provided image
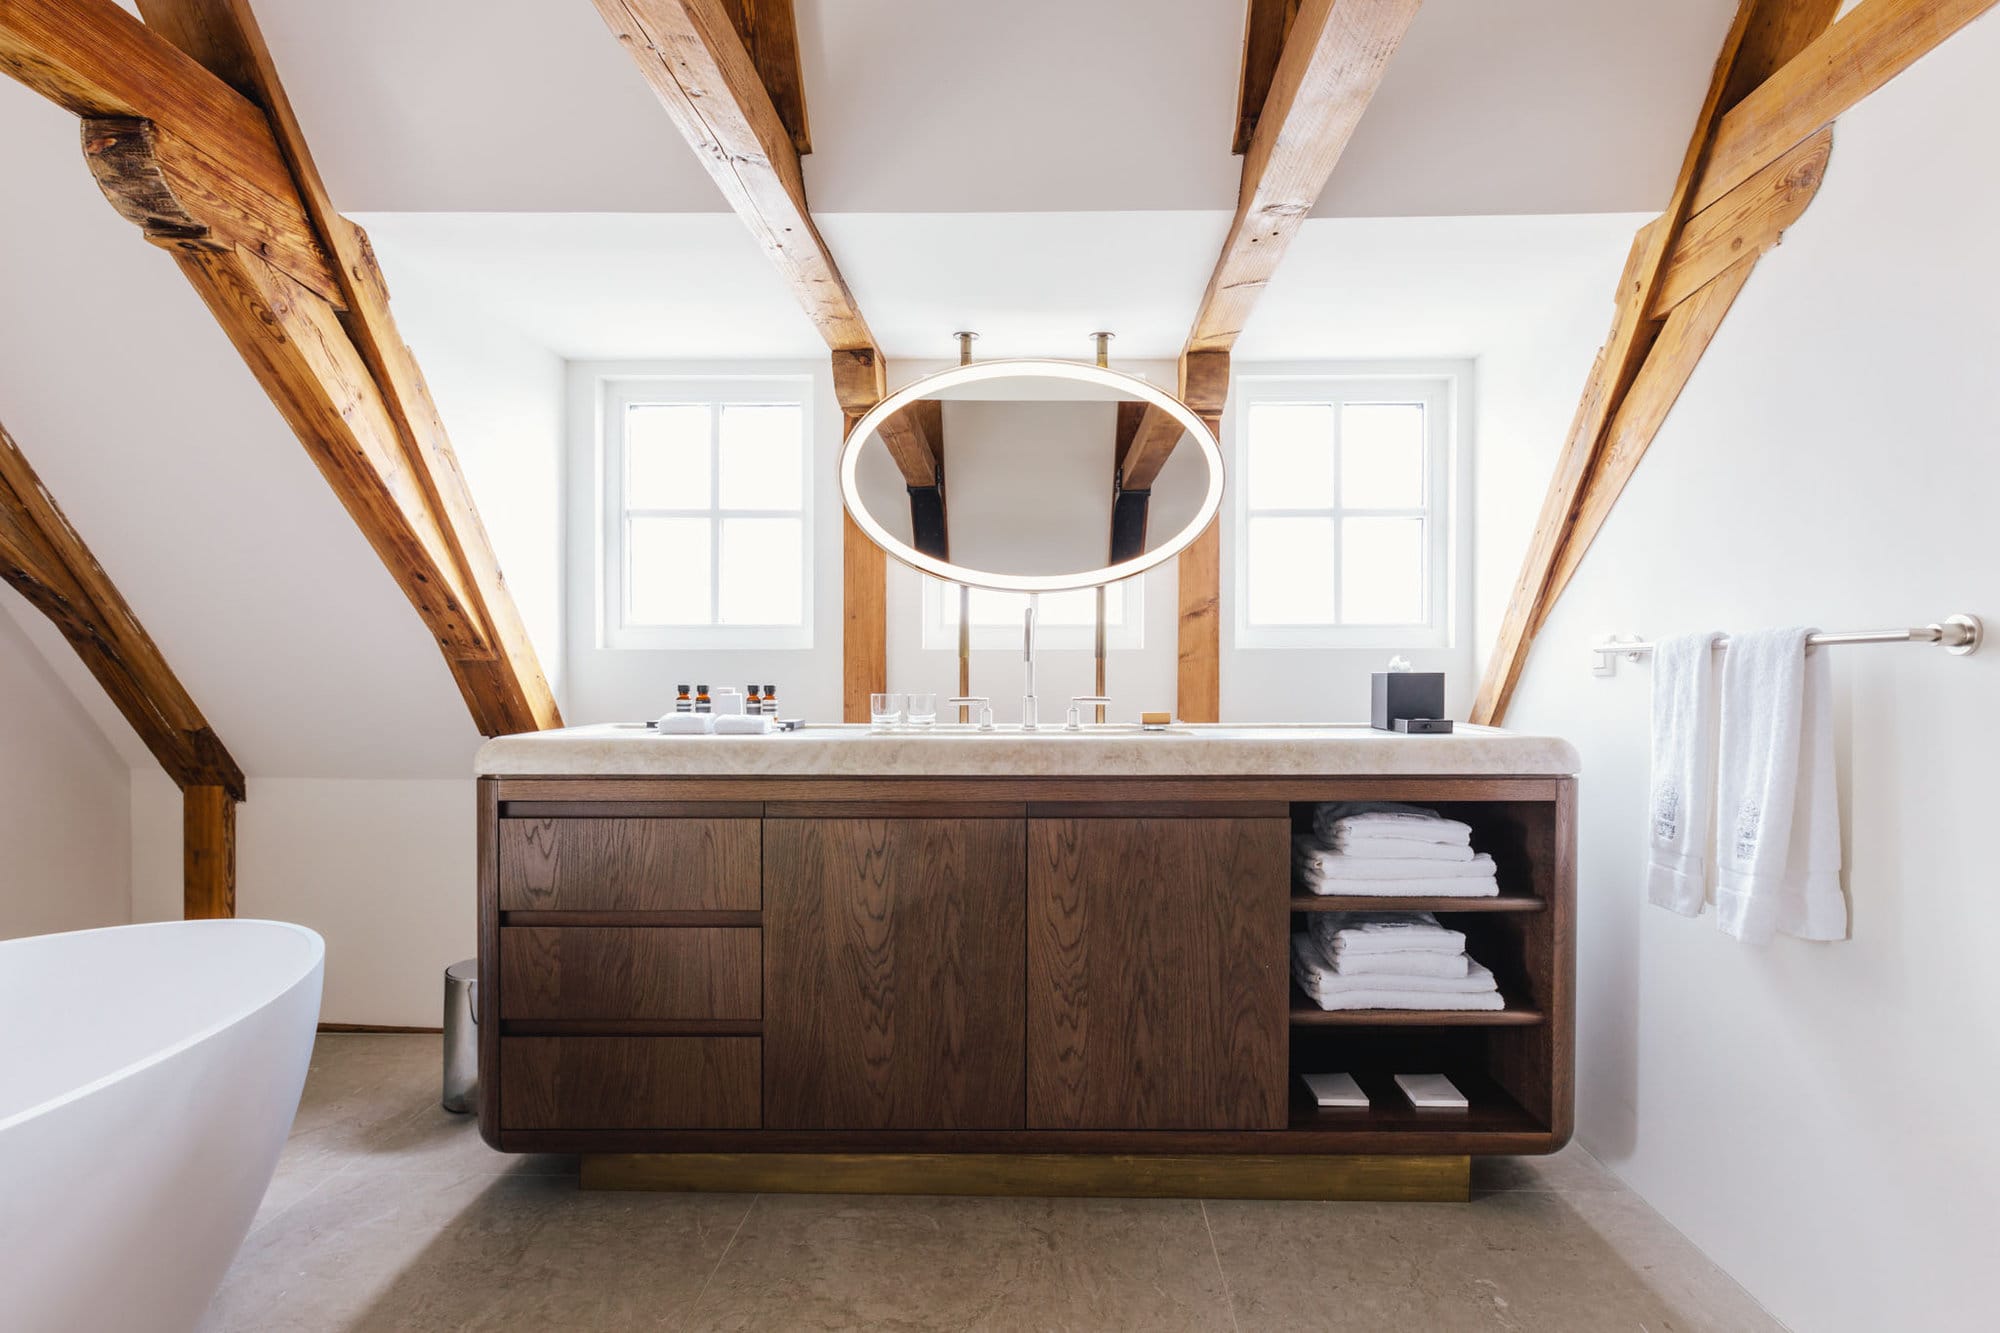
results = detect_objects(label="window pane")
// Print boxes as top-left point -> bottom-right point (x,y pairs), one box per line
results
718,404 -> 804,510
1246,404 -> 1335,509
626,404 -> 710,509
1341,403 -> 1424,509
1246,516 -> 1336,625
718,518 -> 803,625
1341,517 -> 1425,624
627,516 -> 712,624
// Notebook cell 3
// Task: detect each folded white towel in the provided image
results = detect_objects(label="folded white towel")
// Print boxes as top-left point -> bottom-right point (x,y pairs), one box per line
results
1293,978 -> 1506,1013
1298,873 -> 1500,898
1713,628 -> 1847,943
1294,838 -> 1495,880
1307,942 -> 1470,978
1291,935 -> 1495,994
1646,630 -> 1723,916
655,712 -> 714,734
713,713 -> 774,735
1313,803 -> 1471,846
1308,912 -> 1465,956
1324,836 -> 1476,863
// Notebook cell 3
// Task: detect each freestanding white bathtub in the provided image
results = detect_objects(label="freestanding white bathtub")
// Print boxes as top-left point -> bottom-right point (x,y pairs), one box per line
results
0,919 -> 324,1333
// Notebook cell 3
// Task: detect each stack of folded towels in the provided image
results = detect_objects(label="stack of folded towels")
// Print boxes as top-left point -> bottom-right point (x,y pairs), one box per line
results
1290,912 -> 1503,1011
1293,803 -> 1499,898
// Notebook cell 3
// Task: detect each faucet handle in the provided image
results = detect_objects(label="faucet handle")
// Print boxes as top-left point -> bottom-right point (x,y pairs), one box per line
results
1064,695 -> 1112,731
947,696 -> 995,731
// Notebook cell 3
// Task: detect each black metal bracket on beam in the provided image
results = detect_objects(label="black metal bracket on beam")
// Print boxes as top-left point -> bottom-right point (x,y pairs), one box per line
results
908,484 -> 948,560
1109,484 -> 1150,564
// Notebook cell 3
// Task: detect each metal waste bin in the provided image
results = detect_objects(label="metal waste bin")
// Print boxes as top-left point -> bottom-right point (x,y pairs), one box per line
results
442,958 -> 478,1114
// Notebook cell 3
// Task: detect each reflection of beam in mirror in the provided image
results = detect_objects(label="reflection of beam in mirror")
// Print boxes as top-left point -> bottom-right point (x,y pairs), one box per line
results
875,399 -> 946,559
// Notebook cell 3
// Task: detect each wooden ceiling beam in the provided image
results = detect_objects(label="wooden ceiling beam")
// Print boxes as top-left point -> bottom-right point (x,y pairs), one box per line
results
718,0 -> 810,155
1186,0 -> 1423,356
2,417 -> 244,917
1234,0 -> 1301,154
875,404 -> 940,490
1469,0 -> 1908,726
1118,405 -> 1187,493
0,0 -> 562,736
595,0 -> 876,353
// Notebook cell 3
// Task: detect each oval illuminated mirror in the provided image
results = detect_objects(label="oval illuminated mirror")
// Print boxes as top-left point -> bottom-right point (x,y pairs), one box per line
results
839,360 -> 1224,592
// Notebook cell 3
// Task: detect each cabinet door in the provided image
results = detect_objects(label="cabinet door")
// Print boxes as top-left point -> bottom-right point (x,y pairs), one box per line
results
764,817 -> 1026,1129
1028,817 -> 1289,1130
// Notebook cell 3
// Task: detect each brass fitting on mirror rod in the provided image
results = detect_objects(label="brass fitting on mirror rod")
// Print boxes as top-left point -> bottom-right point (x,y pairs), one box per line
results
1091,332 -> 1113,368
954,331 -> 977,366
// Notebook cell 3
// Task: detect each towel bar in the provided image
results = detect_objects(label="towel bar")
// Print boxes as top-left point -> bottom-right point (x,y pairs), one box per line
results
1591,614 -> 1981,676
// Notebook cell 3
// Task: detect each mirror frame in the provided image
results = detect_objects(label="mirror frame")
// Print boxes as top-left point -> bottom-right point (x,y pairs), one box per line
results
838,359 -> 1225,593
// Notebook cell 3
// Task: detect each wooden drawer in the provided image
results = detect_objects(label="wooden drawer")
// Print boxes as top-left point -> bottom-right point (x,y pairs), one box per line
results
498,817 -> 760,912
500,927 -> 761,1021
500,1036 -> 760,1130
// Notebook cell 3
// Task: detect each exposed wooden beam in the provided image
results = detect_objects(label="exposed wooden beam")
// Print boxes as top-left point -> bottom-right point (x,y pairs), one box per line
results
875,403 -> 940,489
1234,0 -> 1301,154
1470,0 -> 1857,726
0,0 -> 561,735
1187,0 -> 1422,356
1693,0 -> 1997,214
831,350 -> 887,723
1649,127 -> 1831,318
2,417 -> 244,917
183,784 -> 236,919
1175,353 -> 1230,724
1118,405 -> 1186,493
595,0 -> 875,352
0,419 -> 244,801
718,0 -> 810,154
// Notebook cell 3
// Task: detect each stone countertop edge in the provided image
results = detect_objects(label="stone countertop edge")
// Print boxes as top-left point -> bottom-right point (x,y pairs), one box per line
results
474,723 -> 1581,778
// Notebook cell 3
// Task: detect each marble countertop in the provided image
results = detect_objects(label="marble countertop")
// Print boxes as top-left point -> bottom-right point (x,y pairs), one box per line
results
475,722 -> 1579,778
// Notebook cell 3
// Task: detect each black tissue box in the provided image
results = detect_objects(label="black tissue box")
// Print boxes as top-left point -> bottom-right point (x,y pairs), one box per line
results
1371,671 -> 1446,732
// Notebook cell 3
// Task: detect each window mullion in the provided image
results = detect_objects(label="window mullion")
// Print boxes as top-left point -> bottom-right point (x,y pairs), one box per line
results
708,403 -> 723,626
1330,397 -> 1343,627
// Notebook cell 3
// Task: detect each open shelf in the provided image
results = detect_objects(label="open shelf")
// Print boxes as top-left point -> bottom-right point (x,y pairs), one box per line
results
1290,893 -> 1545,913
1289,983 -> 1545,1027
1285,1068 -> 1546,1138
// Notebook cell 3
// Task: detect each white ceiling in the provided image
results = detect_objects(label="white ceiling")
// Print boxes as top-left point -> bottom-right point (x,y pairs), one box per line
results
256,0 -> 1734,218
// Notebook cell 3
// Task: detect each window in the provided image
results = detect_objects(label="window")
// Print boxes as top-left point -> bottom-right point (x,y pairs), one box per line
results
1234,374 -> 1454,649
602,376 -> 813,649
920,577 -> 1144,652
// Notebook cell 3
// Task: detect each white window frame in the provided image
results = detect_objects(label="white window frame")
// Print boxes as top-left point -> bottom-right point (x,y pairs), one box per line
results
919,577 -> 1146,652
1232,371 -> 1459,651
599,374 -> 815,651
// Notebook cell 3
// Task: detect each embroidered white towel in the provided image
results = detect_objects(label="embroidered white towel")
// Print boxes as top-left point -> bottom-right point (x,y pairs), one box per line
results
1713,628 -> 1845,942
1645,631 -> 1723,915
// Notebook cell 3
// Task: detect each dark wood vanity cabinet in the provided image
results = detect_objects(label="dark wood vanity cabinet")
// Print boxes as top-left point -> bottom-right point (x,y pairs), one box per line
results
477,775 -> 1575,1163
762,814 -> 1027,1130
1027,814 -> 1290,1130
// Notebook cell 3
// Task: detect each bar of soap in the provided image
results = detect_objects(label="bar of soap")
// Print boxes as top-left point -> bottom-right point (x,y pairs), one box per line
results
1395,1073 -> 1469,1110
1300,1072 -> 1369,1108
1141,711 -> 1173,727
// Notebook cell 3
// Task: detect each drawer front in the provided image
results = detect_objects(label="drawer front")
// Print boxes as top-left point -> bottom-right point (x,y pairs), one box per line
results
500,1036 -> 760,1130
499,817 -> 760,912
500,927 -> 761,1021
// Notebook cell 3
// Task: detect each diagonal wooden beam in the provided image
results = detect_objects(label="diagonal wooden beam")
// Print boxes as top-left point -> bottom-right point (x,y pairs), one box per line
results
594,0 -> 875,353
1,417 -> 244,917
1234,0 -> 1301,154
1118,405 -> 1187,493
1,0 -> 561,736
718,0 -> 810,154
1469,0 -> 1948,725
1187,0 -> 1423,356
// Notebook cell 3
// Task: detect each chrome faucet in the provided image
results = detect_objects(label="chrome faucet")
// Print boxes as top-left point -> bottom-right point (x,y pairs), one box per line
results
1021,603 -> 1039,730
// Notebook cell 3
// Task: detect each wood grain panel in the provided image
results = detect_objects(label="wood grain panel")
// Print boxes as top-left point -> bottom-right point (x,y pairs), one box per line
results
500,1036 -> 760,1130
498,817 -> 760,911
763,818 -> 1027,1129
500,927 -> 761,1021
1028,818 -> 1289,1130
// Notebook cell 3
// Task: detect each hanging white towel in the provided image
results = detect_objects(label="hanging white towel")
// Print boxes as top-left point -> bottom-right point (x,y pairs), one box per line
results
1712,628 -> 1847,943
1645,631 -> 1723,916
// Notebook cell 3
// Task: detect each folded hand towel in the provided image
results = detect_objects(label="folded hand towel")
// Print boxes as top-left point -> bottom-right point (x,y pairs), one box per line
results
1646,630 -> 1723,916
1293,838 -> 1495,880
1308,912 -> 1465,956
1306,942 -> 1470,978
1291,935 -> 1495,994
1293,978 -> 1506,1013
1322,836 -> 1477,863
655,712 -> 715,734
1713,628 -> 1847,943
1312,803 -> 1471,846
713,713 -> 774,735
1297,873 -> 1500,898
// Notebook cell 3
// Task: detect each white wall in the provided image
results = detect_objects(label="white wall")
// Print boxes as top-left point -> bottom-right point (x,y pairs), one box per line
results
0,593 -> 132,938
1497,16 -> 2000,1332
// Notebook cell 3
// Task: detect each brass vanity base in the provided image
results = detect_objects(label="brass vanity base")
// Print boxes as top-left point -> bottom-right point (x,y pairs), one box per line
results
580,1152 -> 1472,1202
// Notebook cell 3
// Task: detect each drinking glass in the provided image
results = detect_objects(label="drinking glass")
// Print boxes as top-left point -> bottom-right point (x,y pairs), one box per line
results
905,692 -> 938,728
870,692 -> 905,731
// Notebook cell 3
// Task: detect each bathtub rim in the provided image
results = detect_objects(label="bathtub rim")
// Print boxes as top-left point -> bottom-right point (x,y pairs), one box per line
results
0,918 -> 325,1135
